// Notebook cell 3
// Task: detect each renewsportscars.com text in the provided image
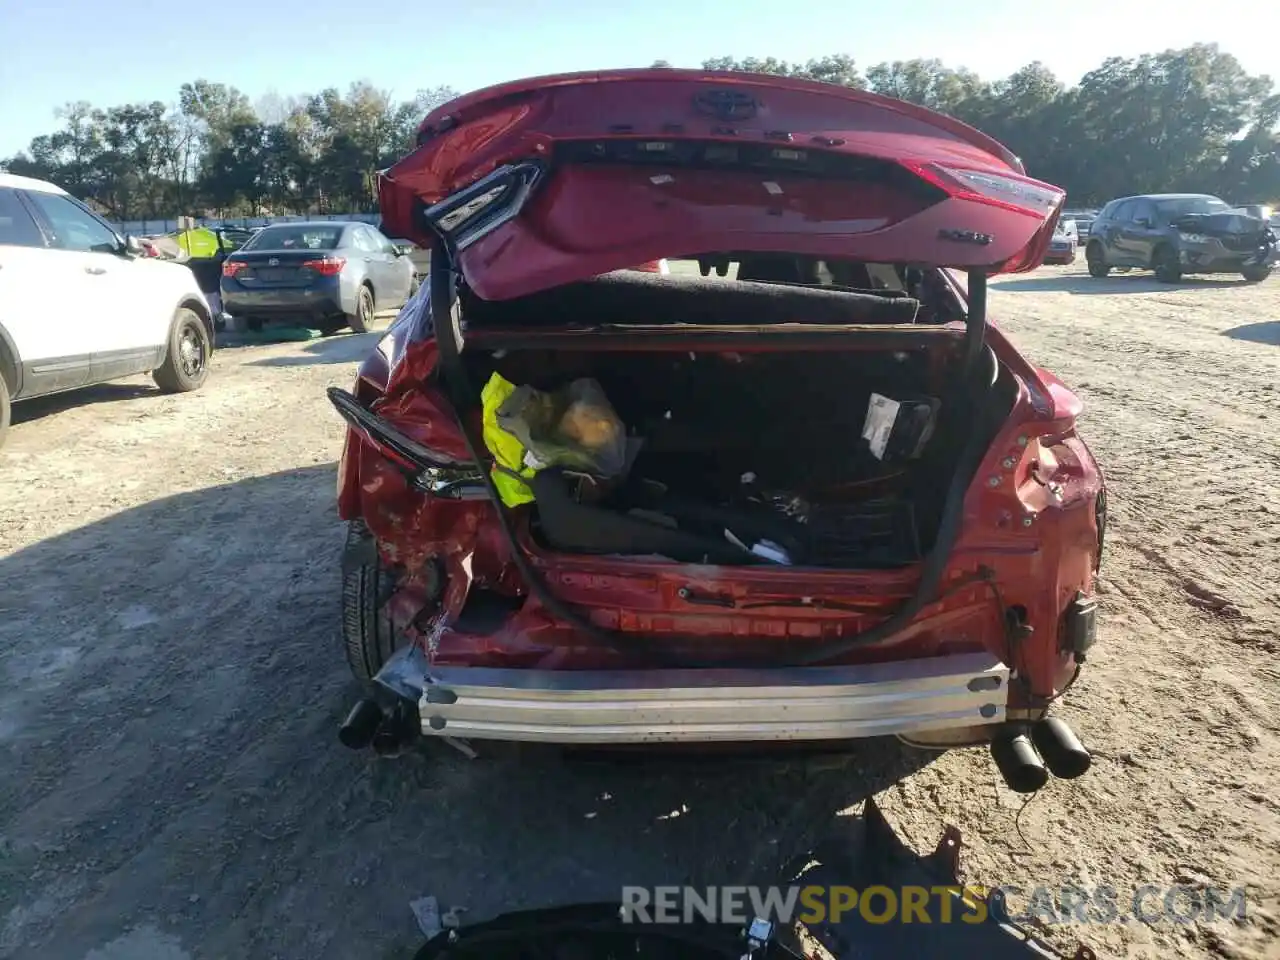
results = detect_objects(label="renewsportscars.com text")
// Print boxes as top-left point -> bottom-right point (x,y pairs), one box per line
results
620,884 -> 1248,927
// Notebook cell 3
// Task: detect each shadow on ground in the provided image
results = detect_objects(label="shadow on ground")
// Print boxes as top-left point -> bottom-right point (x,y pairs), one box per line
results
993,272 -> 1247,295
0,465 -> 939,960
1221,322 -> 1280,345
10,382 -> 159,426
245,331 -> 381,367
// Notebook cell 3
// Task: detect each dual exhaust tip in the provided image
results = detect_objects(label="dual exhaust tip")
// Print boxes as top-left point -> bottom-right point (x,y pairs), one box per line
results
991,717 -> 1091,794
339,698 -> 414,756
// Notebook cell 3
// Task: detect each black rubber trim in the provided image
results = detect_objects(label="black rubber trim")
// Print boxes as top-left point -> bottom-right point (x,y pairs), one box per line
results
464,325 -> 961,352
0,321 -> 22,398
21,354 -> 93,398
797,342 -> 997,664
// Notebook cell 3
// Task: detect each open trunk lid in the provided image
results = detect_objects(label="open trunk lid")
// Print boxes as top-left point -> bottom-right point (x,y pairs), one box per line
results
378,69 -> 1065,301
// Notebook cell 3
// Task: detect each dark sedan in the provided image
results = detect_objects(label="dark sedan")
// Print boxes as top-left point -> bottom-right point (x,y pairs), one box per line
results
219,221 -> 417,333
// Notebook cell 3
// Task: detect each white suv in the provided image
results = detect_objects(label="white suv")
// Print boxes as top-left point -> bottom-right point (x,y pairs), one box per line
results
0,173 -> 214,446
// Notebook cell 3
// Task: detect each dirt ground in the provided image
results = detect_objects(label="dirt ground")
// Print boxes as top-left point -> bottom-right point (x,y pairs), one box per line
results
1,264 -> 1278,960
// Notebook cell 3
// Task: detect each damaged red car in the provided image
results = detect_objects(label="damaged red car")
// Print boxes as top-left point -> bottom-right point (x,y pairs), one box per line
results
328,69 -> 1105,794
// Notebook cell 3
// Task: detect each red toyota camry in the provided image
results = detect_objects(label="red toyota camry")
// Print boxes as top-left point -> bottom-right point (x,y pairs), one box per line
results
328,69 -> 1104,794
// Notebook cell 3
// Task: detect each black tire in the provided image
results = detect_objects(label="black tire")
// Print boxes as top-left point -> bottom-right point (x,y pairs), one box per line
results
341,520 -> 401,681
1242,264 -> 1272,283
152,307 -> 211,393
347,285 -> 373,333
0,373 -> 10,450
1153,246 -> 1182,283
1086,243 -> 1110,277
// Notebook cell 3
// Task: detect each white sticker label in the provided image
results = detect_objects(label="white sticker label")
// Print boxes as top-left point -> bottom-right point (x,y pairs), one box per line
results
650,174 -> 675,185
862,393 -> 901,460
763,181 -> 784,195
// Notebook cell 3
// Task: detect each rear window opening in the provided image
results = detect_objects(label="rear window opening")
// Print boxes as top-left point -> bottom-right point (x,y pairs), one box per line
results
243,225 -> 344,251
450,261 -> 1015,571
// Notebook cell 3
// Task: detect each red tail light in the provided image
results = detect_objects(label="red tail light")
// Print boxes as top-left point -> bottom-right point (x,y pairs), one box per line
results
222,260 -> 247,277
302,257 -> 347,276
632,259 -> 670,274
902,161 -> 1063,219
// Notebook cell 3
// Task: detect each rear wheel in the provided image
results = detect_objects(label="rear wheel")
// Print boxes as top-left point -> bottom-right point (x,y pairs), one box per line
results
1086,242 -> 1110,277
341,520 -> 402,681
152,307 -> 211,393
347,285 -> 373,333
1153,246 -> 1182,283
1242,264 -> 1272,283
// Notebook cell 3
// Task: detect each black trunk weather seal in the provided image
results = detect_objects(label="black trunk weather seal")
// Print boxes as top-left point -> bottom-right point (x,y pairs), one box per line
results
426,243 -> 998,669
466,325 -> 962,352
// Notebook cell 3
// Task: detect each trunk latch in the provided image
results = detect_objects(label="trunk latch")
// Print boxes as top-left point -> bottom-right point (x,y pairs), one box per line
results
677,587 -> 736,608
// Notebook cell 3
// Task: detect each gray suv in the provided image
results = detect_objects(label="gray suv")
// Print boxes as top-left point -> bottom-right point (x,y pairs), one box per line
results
1085,193 -> 1276,283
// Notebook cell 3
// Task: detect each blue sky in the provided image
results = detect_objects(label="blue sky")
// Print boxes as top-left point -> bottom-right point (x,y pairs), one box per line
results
0,0 -> 1273,156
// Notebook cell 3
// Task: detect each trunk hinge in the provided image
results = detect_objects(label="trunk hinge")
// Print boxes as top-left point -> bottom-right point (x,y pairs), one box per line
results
964,269 -> 988,375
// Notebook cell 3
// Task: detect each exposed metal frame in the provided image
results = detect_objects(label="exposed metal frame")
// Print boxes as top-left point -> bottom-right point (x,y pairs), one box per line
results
374,645 -> 1010,744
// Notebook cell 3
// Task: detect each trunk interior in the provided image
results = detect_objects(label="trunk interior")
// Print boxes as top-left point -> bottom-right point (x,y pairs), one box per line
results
457,267 -> 1017,570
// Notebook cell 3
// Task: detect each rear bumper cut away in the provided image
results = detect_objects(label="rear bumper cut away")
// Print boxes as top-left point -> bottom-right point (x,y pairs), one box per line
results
373,645 -> 1010,744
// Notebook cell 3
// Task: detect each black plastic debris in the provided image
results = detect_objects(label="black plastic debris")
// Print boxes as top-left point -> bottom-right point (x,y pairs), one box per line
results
406,798 -> 1100,960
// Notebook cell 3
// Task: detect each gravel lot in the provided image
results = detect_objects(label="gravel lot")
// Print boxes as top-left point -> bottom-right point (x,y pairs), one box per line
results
1,264 -> 1278,960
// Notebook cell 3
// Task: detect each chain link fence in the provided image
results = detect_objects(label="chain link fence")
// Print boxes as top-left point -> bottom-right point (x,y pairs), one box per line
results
115,211 -> 382,237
